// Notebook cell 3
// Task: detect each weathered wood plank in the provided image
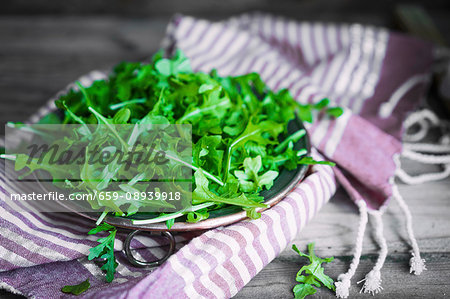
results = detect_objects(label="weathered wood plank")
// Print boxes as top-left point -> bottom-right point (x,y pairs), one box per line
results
0,17 -> 170,134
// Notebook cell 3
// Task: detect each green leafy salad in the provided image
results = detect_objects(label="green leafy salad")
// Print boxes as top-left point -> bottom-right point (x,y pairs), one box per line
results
3,50 -> 342,283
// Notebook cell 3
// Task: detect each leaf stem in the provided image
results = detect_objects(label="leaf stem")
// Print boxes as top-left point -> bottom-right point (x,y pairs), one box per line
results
274,129 -> 306,154
6,122 -> 53,139
96,210 -> 109,226
164,153 -> 224,186
60,102 -> 91,135
177,98 -> 230,124
131,202 -> 216,225
0,154 -> 16,161
109,98 -> 147,110
76,82 -> 93,107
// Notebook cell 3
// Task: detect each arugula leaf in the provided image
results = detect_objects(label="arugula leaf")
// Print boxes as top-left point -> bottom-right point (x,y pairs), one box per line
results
298,157 -> 336,166
295,98 -> 343,123
234,156 -> 279,192
293,283 -> 318,299
292,243 -> 335,299
88,222 -> 115,235
88,224 -> 118,283
186,209 -> 210,223
192,170 -> 267,208
274,129 -> 306,154
61,279 -> 90,295
155,49 -> 192,77
38,112 -> 61,124
225,118 -> 283,177
326,107 -> 344,118
166,217 -> 176,229
313,98 -> 330,110
244,207 -> 262,220
193,135 -> 224,176
112,108 -> 131,124
297,105 -> 314,123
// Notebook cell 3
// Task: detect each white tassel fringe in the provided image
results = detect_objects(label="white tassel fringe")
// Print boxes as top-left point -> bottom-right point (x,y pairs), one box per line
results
409,252 -> 427,275
358,211 -> 388,295
358,269 -> 382,295
392,184 -> 426,275
335,200 -> 368,298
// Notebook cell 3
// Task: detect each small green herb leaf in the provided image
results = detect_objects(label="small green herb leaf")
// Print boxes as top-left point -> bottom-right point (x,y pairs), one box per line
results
234,156 -> 279,192
88,224 -> 118,283
293,283 -> 317,299
155,50 -> 192,76
292,243 -> 335,299
193,170 -> 267,208
61,279 -> 90,296
298,157 -> 336,166
244,207 -> 262,220
88,222 -> 116,235
326,107 -> 344,118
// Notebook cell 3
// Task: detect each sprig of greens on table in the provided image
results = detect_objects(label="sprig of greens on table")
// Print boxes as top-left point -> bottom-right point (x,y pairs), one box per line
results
3,49 -> 342,284
292,243 -> 335,299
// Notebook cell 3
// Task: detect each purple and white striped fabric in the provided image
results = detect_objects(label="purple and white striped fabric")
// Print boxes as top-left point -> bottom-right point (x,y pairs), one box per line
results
0,13 -> 433,298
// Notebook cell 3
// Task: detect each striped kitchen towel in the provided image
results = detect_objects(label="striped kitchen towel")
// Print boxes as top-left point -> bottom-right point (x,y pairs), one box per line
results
0,13 -> 438,298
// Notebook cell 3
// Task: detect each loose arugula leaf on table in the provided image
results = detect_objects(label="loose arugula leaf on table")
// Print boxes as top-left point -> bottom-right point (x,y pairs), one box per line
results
61,279 -> 91,296
88,223 -> 118,283
292,243 -> 335,299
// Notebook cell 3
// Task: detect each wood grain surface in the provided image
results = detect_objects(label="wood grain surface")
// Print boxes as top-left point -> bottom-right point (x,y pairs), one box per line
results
1,1 -> 450,298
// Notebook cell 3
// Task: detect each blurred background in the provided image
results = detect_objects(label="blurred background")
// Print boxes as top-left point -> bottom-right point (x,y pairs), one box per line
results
0,0 -> 449,135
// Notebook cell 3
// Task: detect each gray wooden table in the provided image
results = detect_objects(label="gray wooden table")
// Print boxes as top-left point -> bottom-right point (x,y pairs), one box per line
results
1,1 -> 450,298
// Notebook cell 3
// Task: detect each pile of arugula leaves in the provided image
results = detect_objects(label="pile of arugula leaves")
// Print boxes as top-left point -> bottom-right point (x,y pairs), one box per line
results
4,50 -> 342,284
13,49 -> 339,222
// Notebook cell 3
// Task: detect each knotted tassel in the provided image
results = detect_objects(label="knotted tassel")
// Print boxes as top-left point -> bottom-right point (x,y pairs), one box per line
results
410,252 -> 426,275
359,269 -> 382,295
358,211 -> 387,295
335,200 -> 368,298
335,274 -> 351,298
